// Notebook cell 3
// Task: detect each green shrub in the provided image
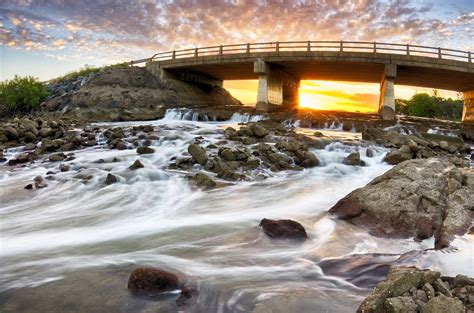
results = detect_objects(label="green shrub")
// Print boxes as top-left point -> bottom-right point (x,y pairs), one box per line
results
396,92 -> 463,120
0,75 -> 48,114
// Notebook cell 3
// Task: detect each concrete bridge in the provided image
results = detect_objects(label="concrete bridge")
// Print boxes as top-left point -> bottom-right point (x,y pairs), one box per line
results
132,41 -> 474,122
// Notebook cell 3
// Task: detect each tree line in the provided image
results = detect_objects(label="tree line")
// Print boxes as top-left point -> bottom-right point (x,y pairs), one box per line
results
395,90 -> 463,120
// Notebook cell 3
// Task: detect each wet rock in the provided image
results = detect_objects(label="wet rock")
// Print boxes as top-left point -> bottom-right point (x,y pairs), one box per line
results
383,145 -> 413,165
243,158 -> 260,170
105,173 -> 118,185
34,176 -> 47,188
136,146 -> 155,154
60,143 -> 74,151
42,138 -> 59,152
219,148 -> 236,161
433,278 -> 452,297
116,141 -> 127,150
59,164 -> 70,172
24,143 -> 36,151
193,172 -> 217,188
24,184 -> 33,190
420,295 -> 464,313
268,152 -> 293,170
259,218 -> 308,241
129,160 -> 144,170
422,283 -> 436,299
252,124 -> 270,137
224,127 -> 238,139
0,151 -> 6,162
49,153 -> 66,162
127,267 -> 181,296
188,144 -> 207,165
176,286 -> 197,307
343,151 -> 366,166
366,148 -> 375,158
329,158 -> 473,249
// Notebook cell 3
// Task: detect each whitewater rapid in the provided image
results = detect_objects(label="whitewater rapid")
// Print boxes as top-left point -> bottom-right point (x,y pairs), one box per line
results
0,114 -> 472,312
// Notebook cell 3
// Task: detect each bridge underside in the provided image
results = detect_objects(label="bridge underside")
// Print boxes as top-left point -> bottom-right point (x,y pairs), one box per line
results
146,52 -> 474,122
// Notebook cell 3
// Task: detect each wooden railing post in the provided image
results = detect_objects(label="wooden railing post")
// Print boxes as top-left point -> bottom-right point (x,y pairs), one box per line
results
276,41 -> 280,53
172,50 -> 176,60
438,47 -> 442,59
307,40 -> 311,52
219,45 -> 223,55
373,42 -> 376,53
246,43 -> 250,54
469,52 -> 472,63
340,40 -> 343,52
194,48 -> 198,57
406,44 -> 410,56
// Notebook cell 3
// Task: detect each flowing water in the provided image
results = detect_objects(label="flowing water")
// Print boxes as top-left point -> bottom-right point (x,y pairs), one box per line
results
0,115 -> 472,313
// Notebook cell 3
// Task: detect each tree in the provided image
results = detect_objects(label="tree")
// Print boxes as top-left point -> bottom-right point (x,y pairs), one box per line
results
406,93 -> 438,117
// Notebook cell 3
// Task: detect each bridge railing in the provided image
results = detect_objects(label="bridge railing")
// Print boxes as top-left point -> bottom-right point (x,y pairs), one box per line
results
130,41 -> 473,66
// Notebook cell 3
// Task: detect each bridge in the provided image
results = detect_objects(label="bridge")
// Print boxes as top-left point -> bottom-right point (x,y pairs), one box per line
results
131,41 -> 474,123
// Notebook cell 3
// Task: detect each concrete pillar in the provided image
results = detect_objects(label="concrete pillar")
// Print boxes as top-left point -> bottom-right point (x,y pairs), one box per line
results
463,91 -> 474,123
254,59 -> 299,112
379,64 -> 397,120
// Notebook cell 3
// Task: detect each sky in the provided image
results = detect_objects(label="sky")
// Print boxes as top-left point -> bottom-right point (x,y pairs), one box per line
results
1,0 -> 473,111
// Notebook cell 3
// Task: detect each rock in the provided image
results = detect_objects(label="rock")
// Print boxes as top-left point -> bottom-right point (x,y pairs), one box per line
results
60,143 -> 74,151
193,173 -> 217,188
129,160 -> 144,170
224,127 -> 238,139
116,141 -> 127,150
343,151 -> 365,166
105,173 -> 118,185
4,126 -> 19,140
24,143 -> 36,150
49,153 -> 66,162
243,158 -> 260,170
59,164 -> 70,172
127,267 -> 181,296
34,176 -> 47,188
23,131 -> 37,142
357,267 -> 425,313
24,184 -> 33,190
384,296 -> 418,313
366,148 -> 375,158
219,148 -> 236,161
329,158 -> 473,249
383,145 -> 413,165
433,278 -> 452,297
268,152 -> 293,170
39,127 -> 53,137
420,295 -> 465,313
296,150 -> 319,168
259,218 -> 308,241
423,283 -> 436,299
0,151 -> 5,162
252,124 -> 270,137
188,144 -> 208,165
136,146 -> 155,154
42,138 -> 59,152
416,289 -> 429,303
176,286 -> 197,307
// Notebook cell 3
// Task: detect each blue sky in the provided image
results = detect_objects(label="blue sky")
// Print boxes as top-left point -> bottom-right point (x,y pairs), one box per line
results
1,0 -> 473,81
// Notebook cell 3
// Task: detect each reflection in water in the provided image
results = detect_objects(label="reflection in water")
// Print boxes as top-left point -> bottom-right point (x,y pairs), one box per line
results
0,118 -> 472,312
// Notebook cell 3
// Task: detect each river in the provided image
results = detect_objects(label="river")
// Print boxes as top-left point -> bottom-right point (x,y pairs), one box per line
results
0,113 -> 472,312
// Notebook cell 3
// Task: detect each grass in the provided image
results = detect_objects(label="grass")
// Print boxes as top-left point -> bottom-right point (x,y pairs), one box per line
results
48,62 -> 130,84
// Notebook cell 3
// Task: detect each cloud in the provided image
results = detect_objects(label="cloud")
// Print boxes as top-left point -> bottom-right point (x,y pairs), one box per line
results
0,0 -> 472,66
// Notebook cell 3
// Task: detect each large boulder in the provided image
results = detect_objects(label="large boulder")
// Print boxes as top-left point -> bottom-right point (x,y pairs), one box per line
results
329,158 -> 474,249
127,267 -> 182,296
259,218 -> 308,241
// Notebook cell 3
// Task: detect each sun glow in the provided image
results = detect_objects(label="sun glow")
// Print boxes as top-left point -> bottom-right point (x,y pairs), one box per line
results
223,80 -> 459,113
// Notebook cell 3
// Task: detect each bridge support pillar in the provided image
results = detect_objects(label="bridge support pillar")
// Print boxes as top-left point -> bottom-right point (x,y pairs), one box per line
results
378,64 -> 397,121
254,59 -> 299,112
463,91 -> 474,123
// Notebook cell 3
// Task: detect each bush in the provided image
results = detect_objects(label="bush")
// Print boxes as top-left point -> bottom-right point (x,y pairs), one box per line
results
0,75 -> 48,114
